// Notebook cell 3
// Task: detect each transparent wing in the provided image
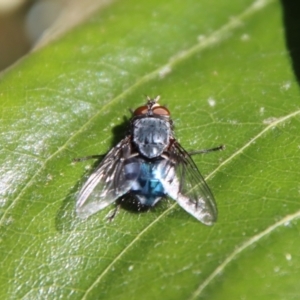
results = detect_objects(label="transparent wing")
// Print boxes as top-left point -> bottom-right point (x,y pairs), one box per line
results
76,137 -> 134,219
162,141 -> 217,225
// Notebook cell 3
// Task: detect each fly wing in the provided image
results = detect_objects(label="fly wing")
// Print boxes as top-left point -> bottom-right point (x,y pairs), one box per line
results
76,137 -> 134,219
162,142 -> 217,225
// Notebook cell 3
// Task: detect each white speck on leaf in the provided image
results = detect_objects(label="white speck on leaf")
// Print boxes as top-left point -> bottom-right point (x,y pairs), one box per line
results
128,265 -> 134,271
280,81 -> 291,91
285,253 -> 292,261
207,97 -> 216,107
259,107 -> 265,115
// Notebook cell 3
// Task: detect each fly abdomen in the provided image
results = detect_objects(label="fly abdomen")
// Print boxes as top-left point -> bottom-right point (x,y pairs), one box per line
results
126,159 -> 166,206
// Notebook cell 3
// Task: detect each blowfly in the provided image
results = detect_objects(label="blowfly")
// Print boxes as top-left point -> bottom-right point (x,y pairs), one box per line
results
75,96 -> 223,225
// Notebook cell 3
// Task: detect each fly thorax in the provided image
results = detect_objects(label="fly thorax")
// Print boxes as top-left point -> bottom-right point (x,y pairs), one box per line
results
132,117 -> 171,158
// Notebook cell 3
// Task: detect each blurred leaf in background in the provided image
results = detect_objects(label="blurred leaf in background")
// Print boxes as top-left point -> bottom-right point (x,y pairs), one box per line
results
0,0 -> 109,70
0,0 -> 300,299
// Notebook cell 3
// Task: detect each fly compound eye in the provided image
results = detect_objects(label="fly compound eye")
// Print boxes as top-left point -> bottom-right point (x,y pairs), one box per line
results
152,106 -> 170,116
133,105 -> 148,116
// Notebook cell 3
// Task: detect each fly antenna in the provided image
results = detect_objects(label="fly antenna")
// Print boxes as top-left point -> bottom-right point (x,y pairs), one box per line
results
154,95 -> 160,103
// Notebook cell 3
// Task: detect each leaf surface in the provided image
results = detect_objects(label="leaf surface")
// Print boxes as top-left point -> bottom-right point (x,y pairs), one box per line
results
1,0 -> 299,299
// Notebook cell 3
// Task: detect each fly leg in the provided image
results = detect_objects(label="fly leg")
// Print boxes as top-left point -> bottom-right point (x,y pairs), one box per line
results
188,145 -> 225,156
106,204 -> 121,222
72,155 -> 104,162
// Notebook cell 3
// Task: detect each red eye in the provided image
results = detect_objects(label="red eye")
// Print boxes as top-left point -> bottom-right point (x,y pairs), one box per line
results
153,106 -> 170,116
133,105 -> 148,116
133,104 -> 170,116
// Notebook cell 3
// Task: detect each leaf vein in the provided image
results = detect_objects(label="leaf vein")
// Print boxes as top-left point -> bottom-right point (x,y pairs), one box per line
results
190,209 -> 300,299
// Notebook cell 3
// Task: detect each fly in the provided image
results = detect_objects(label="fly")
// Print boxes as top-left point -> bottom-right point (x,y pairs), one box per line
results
75,96 -> 224,225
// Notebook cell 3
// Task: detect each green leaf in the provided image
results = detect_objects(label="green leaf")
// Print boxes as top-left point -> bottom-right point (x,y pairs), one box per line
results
1,0 -> 299,299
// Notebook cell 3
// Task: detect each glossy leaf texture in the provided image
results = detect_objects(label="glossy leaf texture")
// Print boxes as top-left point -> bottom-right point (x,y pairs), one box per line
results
1,0 -> 300,299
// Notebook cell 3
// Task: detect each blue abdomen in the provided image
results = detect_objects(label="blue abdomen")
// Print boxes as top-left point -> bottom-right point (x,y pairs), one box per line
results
124,159 -> 167,206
